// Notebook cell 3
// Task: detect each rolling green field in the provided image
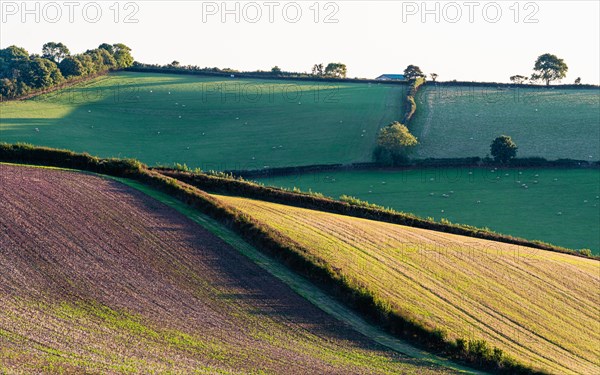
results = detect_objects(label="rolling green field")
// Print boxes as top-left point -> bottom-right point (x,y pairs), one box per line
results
412,85 -> 600,160
216,194 -> 600,375
256,168 -> 600,253
0,72 -> 404,169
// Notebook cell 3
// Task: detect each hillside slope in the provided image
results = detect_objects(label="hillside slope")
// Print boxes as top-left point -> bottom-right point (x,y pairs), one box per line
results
0,164 -> 454,374
412,86 -> 600,160
0,72 -> 404,169
216,195 -> 600,375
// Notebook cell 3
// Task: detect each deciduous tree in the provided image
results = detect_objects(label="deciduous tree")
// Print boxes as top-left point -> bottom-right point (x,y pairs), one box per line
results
324,63 -> 347,78
374,122 -> 418,165
311,63 -> 324,76
490,135 -> 518,164
531,53 -> 568,86
510,75 -> 528,84
42,42 -> 70,63
404,65 -> 425,81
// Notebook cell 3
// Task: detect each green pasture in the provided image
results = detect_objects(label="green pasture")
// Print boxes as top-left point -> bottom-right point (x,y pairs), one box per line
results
0,72 -> 404,170
411,85 -> 600,160
256,168 -> 600,253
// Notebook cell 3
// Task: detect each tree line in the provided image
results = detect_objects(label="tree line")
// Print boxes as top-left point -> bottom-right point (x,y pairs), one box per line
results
0,42 -> 134,100
510,53 -> 572,86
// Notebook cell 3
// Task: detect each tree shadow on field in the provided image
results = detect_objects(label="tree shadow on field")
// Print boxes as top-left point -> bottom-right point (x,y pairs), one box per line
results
1,71 -> 408,170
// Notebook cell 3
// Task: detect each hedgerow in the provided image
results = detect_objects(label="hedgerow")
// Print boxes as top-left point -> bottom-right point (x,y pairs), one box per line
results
402,77 -> 426,125
0,144 -> 586,374
156,168 -> 595,260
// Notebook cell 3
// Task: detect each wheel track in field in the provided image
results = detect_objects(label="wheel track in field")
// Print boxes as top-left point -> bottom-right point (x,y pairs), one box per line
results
215,195 -> 600,374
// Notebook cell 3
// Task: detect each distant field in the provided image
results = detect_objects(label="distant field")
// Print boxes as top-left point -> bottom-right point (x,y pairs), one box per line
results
0,164 -> 456,374
256,168 -> 600,252
217,194 -> 600,375
0,72 -> 404,169
412,85 -> 600,160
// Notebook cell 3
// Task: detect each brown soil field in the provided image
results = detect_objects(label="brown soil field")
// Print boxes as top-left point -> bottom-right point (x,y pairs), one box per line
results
0,164 -> 456,374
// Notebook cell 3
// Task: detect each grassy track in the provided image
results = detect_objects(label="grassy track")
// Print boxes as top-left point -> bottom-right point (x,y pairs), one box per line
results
256,168 -> 600,253
0,72 -> 404,169
215,194 -> 600,375
412,85 -> 600,160
114,177 -> 484,375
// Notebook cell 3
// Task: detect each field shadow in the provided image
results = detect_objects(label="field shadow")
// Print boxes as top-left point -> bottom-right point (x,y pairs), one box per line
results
111,179 -> 436,362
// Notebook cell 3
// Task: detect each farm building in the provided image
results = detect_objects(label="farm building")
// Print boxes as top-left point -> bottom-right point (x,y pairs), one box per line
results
375,74 -> 405,81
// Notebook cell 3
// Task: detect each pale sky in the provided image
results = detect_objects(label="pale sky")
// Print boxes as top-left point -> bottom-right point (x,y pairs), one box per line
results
1,0 -> 599,84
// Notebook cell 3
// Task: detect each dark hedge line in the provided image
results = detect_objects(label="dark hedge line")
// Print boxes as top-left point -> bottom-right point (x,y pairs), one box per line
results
125,66 -> 411,86
414,157 -> 598,168
1,72 -> 110,102
412,157 -> 483,167
426,81 -> 599,89
226,157 -> 599,179
157,168 -> 597,260
0,143 -> 551,374
225,163 -> 344,179
0,143 -> 143,176
508,157 -> 599,167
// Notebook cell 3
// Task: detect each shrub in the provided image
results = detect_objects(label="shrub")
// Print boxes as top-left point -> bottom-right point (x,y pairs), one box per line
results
468,339 -> 492,361
340,195 -> 387,210
456,338 -> 468,354
579,248 -> 592,257
375,122 -> 418,166
492,347 -> 505,363
490,135 -> 518,164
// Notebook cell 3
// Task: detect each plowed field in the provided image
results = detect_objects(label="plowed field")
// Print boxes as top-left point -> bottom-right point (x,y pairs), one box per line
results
0,164 -> 453,374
